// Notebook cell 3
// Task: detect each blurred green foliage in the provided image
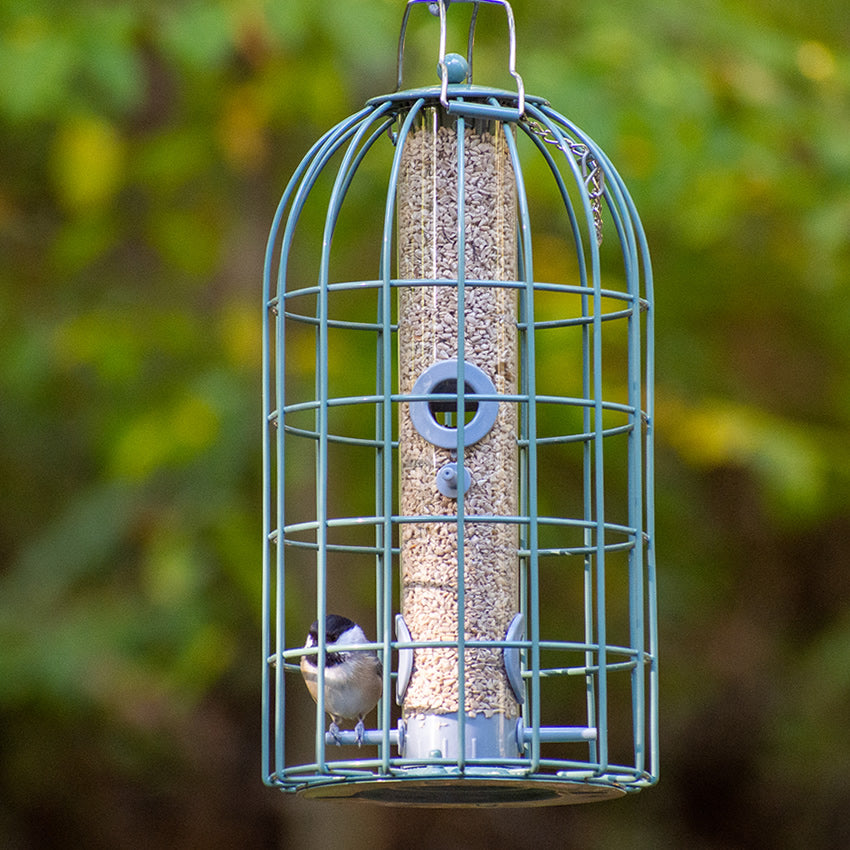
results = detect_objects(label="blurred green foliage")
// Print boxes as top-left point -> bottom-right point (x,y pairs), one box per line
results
1,0 -> 849,847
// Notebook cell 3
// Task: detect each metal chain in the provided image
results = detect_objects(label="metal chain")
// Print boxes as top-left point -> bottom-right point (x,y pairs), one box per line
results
522,117 -> 604,246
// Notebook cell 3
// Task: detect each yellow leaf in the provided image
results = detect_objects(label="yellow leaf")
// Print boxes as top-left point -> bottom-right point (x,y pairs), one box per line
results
796,41 -> 836,83
109,393 -> 220,481
51,115 -> 126,211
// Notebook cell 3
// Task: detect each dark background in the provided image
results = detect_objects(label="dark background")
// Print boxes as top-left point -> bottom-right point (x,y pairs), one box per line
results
2,1 -> 849,847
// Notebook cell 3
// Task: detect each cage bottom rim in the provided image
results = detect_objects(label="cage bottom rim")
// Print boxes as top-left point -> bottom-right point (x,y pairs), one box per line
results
293,774 -> 627,807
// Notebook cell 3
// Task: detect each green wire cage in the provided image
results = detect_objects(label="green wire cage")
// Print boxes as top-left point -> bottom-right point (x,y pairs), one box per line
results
262,0 -> 657,805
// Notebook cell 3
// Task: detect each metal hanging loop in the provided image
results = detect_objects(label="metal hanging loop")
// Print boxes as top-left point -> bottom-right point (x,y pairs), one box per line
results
396,0 -> 526,117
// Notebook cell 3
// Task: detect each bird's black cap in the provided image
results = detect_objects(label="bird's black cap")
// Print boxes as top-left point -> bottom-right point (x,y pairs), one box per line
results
308,614 -> 355,642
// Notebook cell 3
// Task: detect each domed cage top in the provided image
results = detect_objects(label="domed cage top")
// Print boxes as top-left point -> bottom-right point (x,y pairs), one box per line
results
262,0 -> 657,806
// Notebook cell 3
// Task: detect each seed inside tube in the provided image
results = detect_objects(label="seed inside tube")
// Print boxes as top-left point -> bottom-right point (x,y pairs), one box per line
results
397,109 -> 520,720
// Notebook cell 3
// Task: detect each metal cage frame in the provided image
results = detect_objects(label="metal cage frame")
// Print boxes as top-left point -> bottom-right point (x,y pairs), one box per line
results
262,0 -> 657,805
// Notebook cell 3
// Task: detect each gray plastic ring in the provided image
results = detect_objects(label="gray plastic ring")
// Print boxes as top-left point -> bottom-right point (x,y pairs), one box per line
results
409,360 -> 499,449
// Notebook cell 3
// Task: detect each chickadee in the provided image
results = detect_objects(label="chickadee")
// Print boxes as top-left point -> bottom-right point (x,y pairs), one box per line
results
300,614 -> 382,746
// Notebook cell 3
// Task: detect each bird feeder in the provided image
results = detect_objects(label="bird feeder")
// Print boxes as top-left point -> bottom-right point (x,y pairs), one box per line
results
262,0 -> 658,805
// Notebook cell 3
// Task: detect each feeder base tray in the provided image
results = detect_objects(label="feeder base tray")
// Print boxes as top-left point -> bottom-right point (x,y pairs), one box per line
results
297,776 -> 626,807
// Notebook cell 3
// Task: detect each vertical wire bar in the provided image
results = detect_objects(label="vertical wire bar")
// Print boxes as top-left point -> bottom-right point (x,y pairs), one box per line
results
585,140 -> 655,780
540,106 -> 611,774
316,103 -> 395,772
315,234 -> 329,772
538,104 -> 659,783
616,189 -> 646,773
374,275 -> 386,748
602,154 -> 659,784
520,106 -> 600,766
591,211 -> 608,776
580,226 -> 597,769
374,291 -> 390,768
590,166 -> 645,775
270,106 -> 377,782
645,242 -> 659,782
262,169 -> 292,784
599,152 -> 659,783
380,201 -> 394,776
384,99 -> 425,770
374,209 -> 388,770
642,240 -> 659,784
455,110 -> 467,772
261,318 -> 272,781
514,184 -> 531,756
375,248 -> 389,770
579,139 -> 648,776
625,181 -> 658,783
274,281 -> 287,779
515,226 -> 530,756
503,119 -> 538,772
617,187 -> 647,775
313,107 -> 394,773
268,123 -> 355,782
529,105 -> 614,774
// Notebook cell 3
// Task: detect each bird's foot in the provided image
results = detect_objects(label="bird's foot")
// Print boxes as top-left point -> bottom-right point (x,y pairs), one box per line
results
354,717 -> 365,748
328,721 -> 343,746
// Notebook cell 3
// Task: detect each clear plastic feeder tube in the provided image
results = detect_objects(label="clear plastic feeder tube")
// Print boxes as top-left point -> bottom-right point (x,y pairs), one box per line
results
397,105 -> 520,757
